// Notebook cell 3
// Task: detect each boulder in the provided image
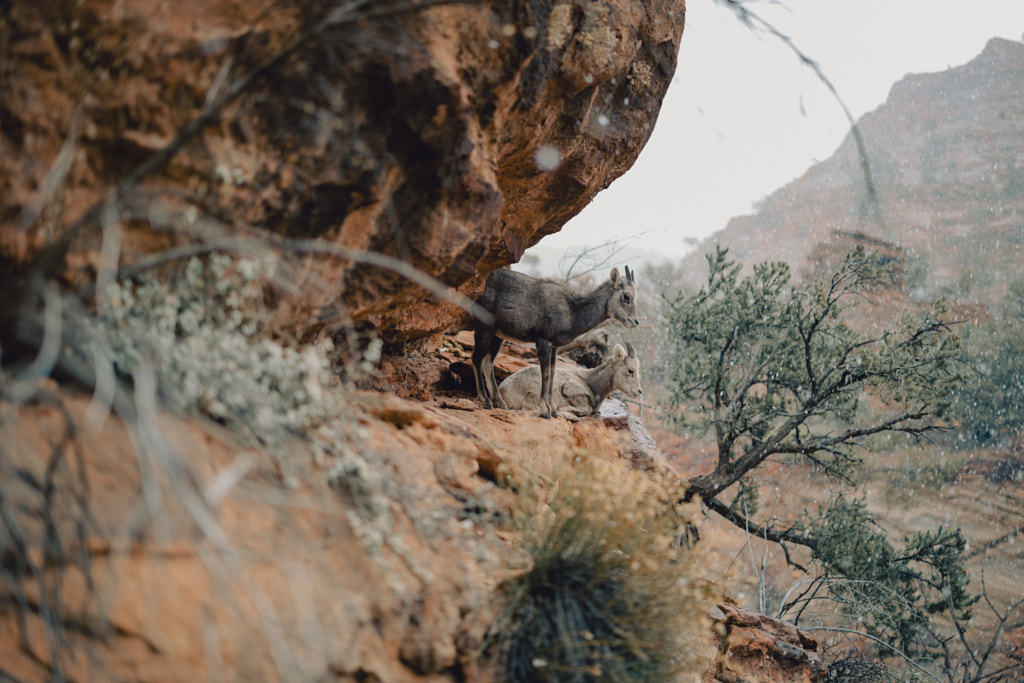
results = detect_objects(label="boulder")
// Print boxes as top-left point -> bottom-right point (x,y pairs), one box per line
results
0,0 -> 686,345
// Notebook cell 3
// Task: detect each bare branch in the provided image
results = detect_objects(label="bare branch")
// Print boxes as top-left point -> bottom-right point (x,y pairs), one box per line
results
720,0 -> 879,221
560,231 -> 653,280
7,283 -> 63,403
104,236 -> 493,325
26,0 -> 479,283
701,496 -> 815,560
803,626 -> 942,682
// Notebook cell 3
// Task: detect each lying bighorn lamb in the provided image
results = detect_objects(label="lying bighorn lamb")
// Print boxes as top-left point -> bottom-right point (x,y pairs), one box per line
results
498,342 -> 642,419
473,266 -> 639,418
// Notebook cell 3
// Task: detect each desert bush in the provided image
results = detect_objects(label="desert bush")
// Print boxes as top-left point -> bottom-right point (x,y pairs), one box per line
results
655,247 -> 1024,678
824,651 -> 905,682
950,279 -> 1024,445
663,246 -> 964,497
660,246 -> 966,538
489,450 -> 714,682
807,495 -> 975,658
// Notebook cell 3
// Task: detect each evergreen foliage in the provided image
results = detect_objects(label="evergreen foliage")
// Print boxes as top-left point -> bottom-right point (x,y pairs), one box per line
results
951,279 -> 1024,444
663,246 -> 965,505
809,495 -> 976,657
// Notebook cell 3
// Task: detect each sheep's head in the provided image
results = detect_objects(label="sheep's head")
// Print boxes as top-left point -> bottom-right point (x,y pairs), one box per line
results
608,266 -> 639,328
611,342 -> 642,398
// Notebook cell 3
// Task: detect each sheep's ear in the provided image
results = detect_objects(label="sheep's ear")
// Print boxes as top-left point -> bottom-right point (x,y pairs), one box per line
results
610,267 -> 620,284
613,344 -> 627,362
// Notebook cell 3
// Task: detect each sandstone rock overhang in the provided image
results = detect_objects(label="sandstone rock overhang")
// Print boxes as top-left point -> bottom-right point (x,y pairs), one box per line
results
1,0 -> 687,346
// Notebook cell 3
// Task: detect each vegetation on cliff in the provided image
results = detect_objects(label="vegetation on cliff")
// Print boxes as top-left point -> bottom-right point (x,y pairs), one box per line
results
490,451 -> 713,682
638,245 -> 1023,681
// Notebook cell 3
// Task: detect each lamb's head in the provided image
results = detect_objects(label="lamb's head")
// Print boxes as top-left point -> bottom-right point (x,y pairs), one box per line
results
607,266 -> 639,329
611,341 -> 642,399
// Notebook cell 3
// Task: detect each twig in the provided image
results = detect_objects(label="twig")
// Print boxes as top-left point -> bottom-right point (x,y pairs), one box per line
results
27,0 -> 476,283
803,626 -> 941,682
742,500 -> 770,614
7,283 -> 63,402
720,0 -> 879,220
106,236 -> 493,325
16,106 -> 85,230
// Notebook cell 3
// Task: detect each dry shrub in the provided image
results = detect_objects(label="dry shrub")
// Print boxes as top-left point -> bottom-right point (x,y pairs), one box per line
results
490,448 -> 716,682
824,651 -> 905,682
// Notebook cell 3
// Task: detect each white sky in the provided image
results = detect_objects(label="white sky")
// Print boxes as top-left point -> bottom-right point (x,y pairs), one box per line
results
533,0 -> 1024,259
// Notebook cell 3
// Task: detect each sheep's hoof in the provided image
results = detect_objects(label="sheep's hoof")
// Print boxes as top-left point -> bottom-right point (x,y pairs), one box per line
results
539,412 -> 552,419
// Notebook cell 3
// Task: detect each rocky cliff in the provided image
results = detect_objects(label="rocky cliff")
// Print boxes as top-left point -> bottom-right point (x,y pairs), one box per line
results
0,1 -> 839,681
1,363 -> 831,682
685,37 -> 1024,305
1,0 -> 685,345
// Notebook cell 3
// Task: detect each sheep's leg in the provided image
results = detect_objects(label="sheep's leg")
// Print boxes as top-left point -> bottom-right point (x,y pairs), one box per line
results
472,328 -> 496,408
569,400 -> 596,418
536,339 -> 556,418
545,345 -> 560,417
486,336 -> 507,408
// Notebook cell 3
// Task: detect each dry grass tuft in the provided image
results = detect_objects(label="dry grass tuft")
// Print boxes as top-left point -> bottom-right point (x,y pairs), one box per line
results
490,448 -> 716,682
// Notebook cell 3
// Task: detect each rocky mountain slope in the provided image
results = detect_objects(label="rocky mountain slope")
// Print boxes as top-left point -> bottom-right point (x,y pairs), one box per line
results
662,36 -> 1024,679
1,323 -> 836,682
683,37 -> 1024,306
7,2 -> 1018,681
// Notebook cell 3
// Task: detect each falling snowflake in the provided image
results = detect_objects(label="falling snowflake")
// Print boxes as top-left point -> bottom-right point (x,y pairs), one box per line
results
534,144 -> 562,172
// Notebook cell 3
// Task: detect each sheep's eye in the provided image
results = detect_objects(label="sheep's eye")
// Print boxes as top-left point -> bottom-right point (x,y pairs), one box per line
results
623,294 -> 631,304
628,370 -> 634,375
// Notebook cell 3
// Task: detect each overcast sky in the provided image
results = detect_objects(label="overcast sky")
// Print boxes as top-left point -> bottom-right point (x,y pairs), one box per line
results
532,0 -> 1024,259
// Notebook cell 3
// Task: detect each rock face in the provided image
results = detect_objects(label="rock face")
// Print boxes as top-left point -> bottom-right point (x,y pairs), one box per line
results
0,361 -> 829,683
685,38 -> 1024,305
0,381 -> 566,682
708,604 -> 826,683
0,0 -> 686,345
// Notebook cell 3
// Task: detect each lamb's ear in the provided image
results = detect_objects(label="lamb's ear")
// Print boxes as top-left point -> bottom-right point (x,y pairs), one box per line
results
610,267 -> 620,284
613,344 -> 627,362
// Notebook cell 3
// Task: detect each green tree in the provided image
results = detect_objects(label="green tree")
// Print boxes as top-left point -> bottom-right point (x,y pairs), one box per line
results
805,495 -> 974,658
951,279 -> 1024,445
664,246 -> 975,658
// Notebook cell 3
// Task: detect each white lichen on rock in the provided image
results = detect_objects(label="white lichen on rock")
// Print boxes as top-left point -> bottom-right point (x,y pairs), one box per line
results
93,253 -> 340,447
575,1 -> 618,72
547,2 -> 575,50
627,60 -> 652,93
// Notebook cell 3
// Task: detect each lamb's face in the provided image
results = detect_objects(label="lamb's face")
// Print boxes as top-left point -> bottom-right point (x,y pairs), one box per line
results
611,344 -> 642,398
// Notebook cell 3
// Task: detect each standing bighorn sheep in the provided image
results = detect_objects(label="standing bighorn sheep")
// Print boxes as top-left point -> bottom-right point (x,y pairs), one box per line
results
472,266 -> 639,418
498,342 -> 642,419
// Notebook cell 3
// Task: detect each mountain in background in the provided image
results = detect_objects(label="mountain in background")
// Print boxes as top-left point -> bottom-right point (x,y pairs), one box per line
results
680,37 -> 1024,307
